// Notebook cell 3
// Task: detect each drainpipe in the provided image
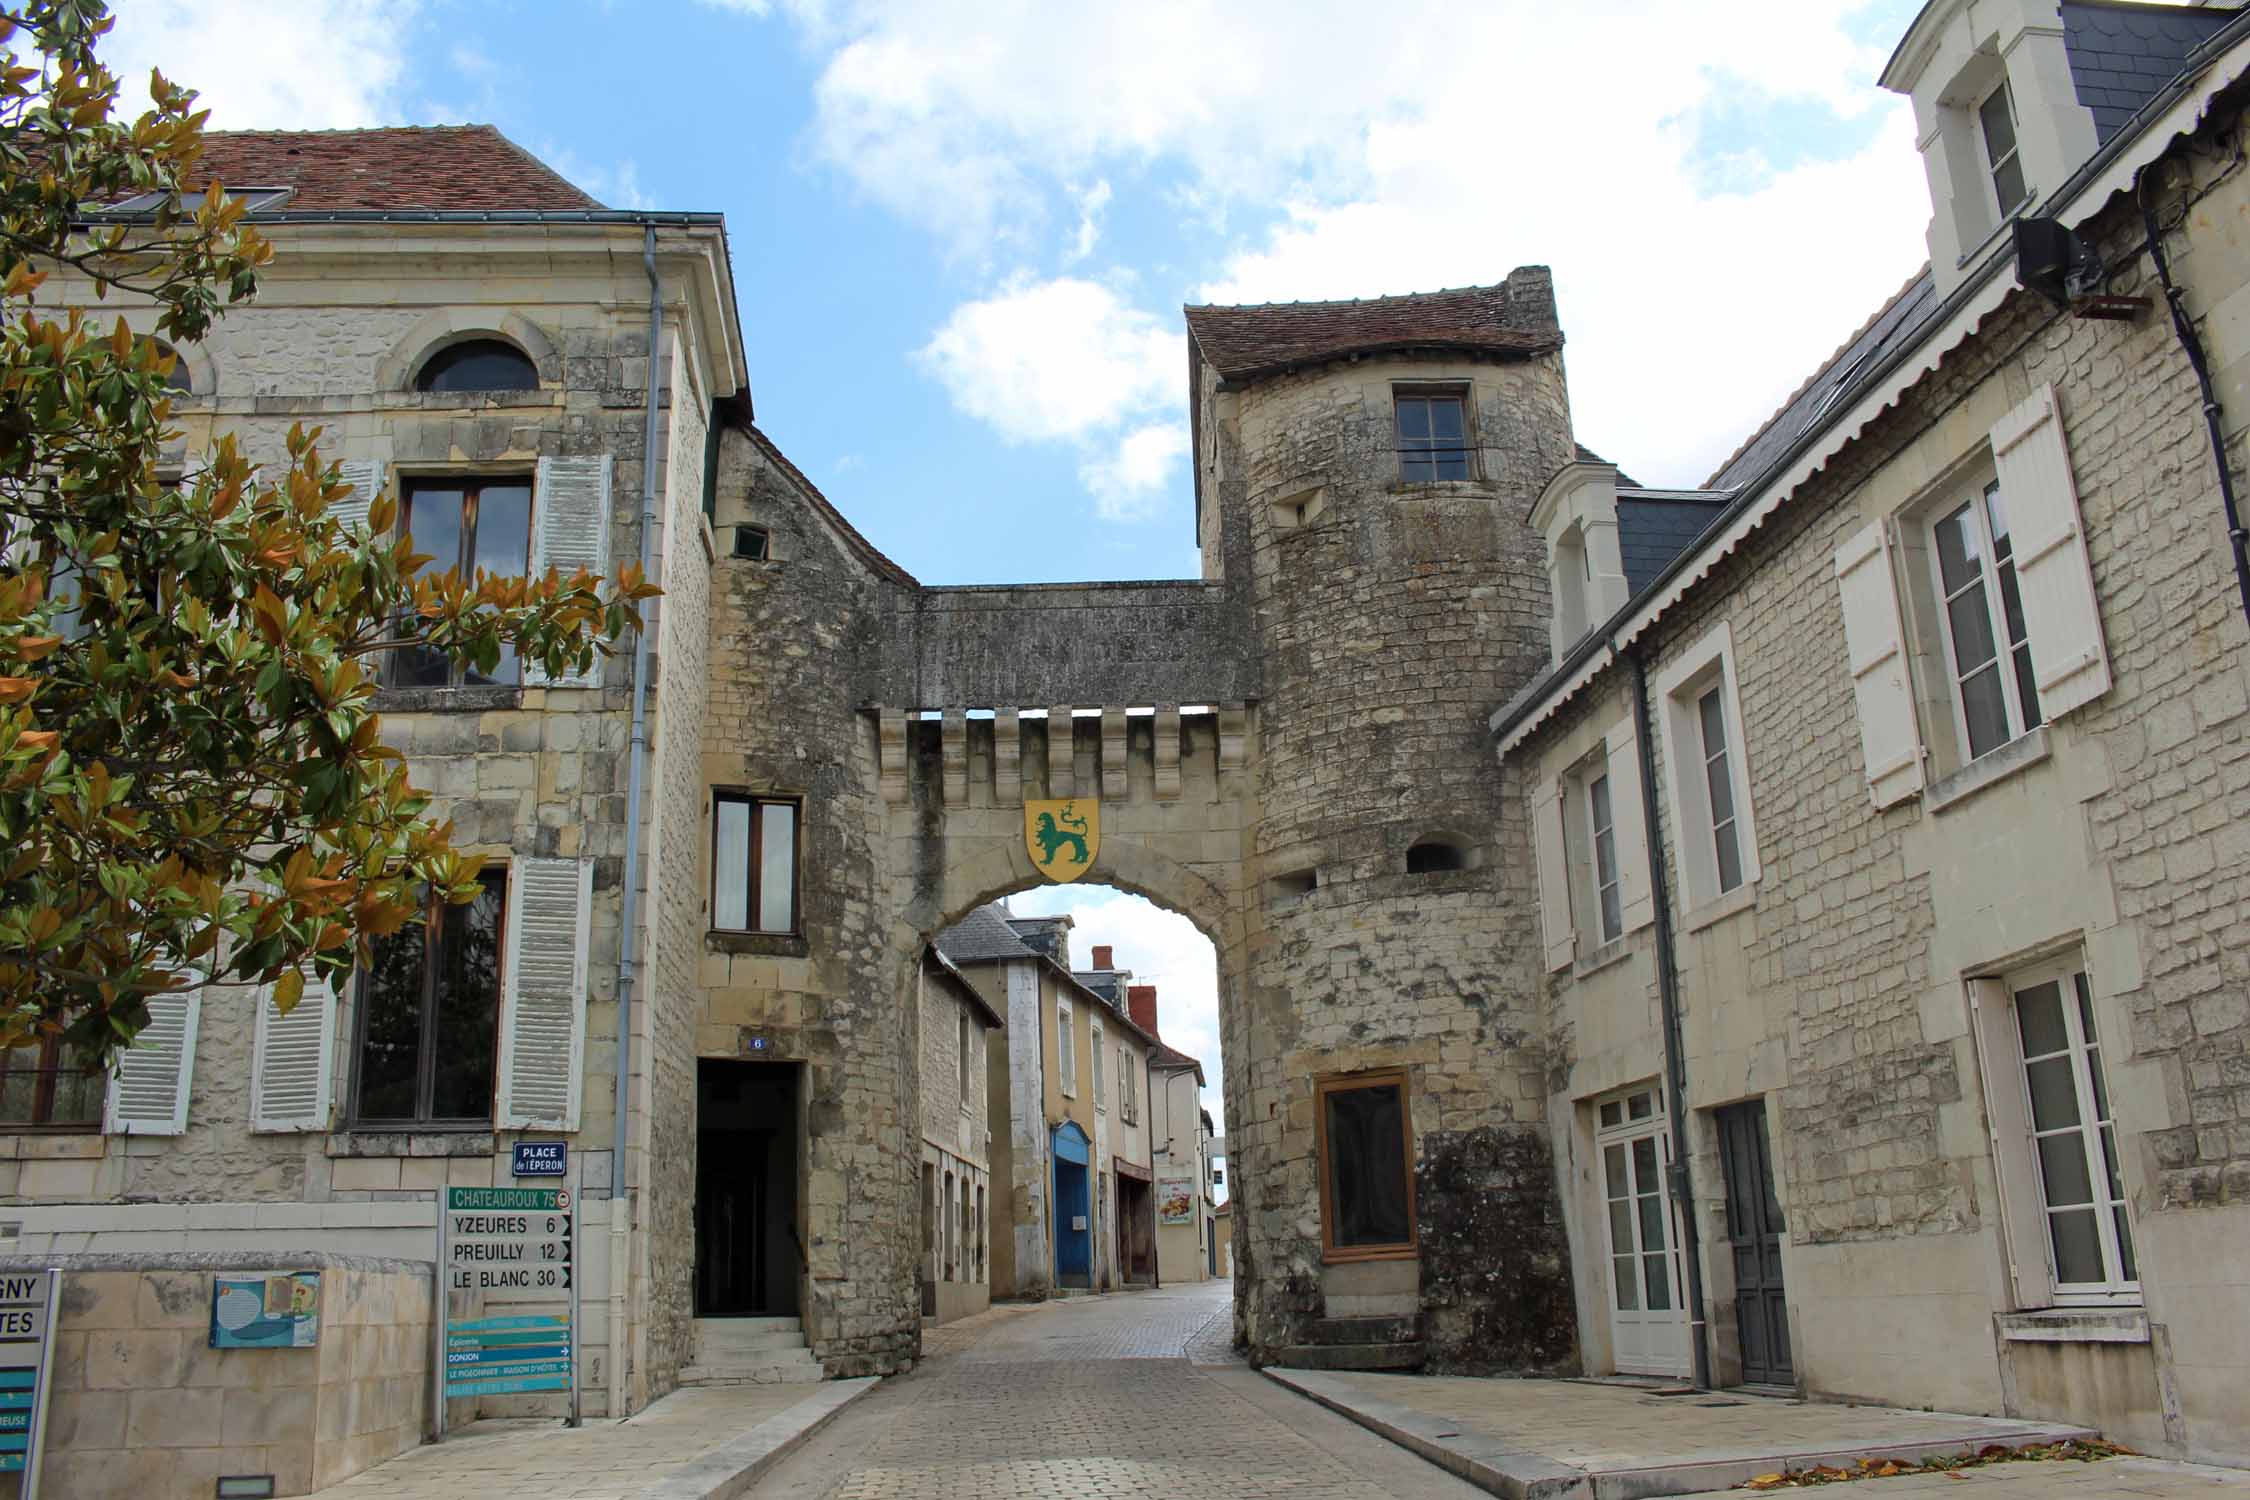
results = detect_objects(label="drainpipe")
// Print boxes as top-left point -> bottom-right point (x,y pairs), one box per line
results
2139,168 -> 2250,633
1629,650 -> 1713,1390
607,224 -> 664,1418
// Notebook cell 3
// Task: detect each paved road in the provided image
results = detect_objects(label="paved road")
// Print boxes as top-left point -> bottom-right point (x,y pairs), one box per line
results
752,1279 -> 1488,1499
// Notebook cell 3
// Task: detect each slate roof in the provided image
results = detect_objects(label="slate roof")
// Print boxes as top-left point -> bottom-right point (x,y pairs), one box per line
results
933,905 -> 1037,964
180,126 -> 601,212
1149,1039 -> 1206,1085
923,947 -> 1004,1030
1617,490 -> 1732,594
1703,268 -> 1938,493
2064,0 -> 2234,143
1184,280 -> 1562,387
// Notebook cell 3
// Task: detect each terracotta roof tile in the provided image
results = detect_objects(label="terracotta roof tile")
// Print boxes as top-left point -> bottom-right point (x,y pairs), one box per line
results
1184,272 -> 1562,386
181,126 -> 599,213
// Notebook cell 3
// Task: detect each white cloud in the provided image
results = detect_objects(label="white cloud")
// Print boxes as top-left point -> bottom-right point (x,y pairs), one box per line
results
1067,179 -> 1112,264
1080,422 -> 1188,522
105,0 -> 416,129
780,0 -> 1934,487
917,278 -> 1188,519
1006,885 -> 1226,1127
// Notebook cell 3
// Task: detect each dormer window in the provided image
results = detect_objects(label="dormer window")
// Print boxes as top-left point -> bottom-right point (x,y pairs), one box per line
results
1979,78 -> 2029,220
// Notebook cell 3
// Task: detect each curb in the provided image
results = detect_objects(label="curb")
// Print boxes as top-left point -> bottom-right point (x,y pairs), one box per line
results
636,1376 -> 881,1499
1260,1367 -> 2099,1500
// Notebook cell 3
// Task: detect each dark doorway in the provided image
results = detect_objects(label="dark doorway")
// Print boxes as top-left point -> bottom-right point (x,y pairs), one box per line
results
696,1060 -> 801,1317
1717,1100 -> 1791,1385
1115,1167 -> 1156,1285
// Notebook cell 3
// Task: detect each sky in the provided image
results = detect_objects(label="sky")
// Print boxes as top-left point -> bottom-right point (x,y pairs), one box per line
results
103,0 -> 1945,588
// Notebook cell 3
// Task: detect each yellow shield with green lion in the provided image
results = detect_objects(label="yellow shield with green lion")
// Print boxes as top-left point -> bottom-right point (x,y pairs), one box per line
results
1024,798 -> 1099,882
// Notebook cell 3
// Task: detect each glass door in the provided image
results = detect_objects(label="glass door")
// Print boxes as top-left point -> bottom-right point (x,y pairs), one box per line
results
1598,1086 -> 1691,1378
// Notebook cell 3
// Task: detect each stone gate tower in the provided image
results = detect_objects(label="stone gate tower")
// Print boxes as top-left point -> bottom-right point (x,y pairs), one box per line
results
688,269 -> 1582,1380
1185,269 -> 1579,1366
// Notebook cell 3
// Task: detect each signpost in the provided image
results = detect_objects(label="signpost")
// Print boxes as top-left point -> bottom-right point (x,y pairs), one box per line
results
0,1270 -> 60,1497
440,1186 -> 578,1428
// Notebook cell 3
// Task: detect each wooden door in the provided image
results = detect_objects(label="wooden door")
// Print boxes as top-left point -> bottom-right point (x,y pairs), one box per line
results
1718,1100 -> 1792,1385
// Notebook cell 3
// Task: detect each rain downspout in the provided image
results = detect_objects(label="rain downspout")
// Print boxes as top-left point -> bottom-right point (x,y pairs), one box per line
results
1630,649 -> 1713,1390
608,224 -> 663,1418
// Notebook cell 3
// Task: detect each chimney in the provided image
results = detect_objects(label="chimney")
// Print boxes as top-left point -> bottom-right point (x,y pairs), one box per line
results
1127,984 -> 1159,1036
1092,945 -> 1114,971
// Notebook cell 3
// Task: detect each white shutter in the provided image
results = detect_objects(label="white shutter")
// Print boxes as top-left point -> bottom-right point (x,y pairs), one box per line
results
330,460 -> 386,538
1990,385 -> 2112,719
496,858 -> 592,1130
1967,978 -> 2055,1308
250,970 -> 337,1132
523,455 -> 613,690
1532,777 -> 1575,972
1604,721 -> 1654,935
1833,520 -> 1926,809
105,983 -> 203,1136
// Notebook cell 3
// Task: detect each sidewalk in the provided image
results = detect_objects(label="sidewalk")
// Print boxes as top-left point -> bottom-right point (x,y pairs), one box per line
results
307,1379 -> 875,1500
1263,1368 -> 2104,1499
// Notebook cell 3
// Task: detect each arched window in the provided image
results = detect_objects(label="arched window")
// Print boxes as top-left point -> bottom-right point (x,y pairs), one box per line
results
1406,838 -> 1468,874
415,338 -> 538,394
151,343 -> 193,394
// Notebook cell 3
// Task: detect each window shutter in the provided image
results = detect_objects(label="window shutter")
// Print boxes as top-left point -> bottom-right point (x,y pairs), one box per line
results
1833,520 -> 1925,809
497,858 -> 593,1130
250,970 -> 337,1133
1532,777 -> 1575,972
1604,721 -> 1654,935
105,983 -> 203,1136
1966,978 -> 2055,1308
523,455 -> 613,690
1990,385 -> 2112,719
330,460 -> 386,538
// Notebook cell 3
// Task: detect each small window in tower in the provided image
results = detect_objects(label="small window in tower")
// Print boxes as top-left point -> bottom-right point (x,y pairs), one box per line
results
733,525 -> 771,560
1406,838 -> 1468,874
1395,390 -> 1471,482
1269,868 -> 1318,906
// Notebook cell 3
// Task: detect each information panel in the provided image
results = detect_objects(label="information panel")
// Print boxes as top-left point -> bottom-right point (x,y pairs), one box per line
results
0,1269 -> 60,1496
444,1314 -> 572,1397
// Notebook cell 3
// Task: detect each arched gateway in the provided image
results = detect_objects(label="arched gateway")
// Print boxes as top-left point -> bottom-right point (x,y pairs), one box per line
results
680,268 -> 1578,1388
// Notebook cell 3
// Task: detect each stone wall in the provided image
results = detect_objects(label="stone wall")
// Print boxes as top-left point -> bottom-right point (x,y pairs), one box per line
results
698,424 -> 921,1376
1,1252 -> 432,1498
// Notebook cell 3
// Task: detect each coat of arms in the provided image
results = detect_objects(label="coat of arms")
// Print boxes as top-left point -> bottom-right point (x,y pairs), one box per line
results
1023,798 -> 1098,883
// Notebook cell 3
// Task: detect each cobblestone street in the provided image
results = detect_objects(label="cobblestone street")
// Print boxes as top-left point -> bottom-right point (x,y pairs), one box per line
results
753,1279 -> 1486,1499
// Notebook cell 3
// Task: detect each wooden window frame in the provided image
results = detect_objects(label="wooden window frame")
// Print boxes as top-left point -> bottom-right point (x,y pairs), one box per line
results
1392,384 -> 1475,483
709,791 -> 803,936
386,474 -> 536,689
1925,478 -> 2041,764
349,868 -> 507,1130
0,1036 -> 101,1132
1314,1068 -> 1419,1264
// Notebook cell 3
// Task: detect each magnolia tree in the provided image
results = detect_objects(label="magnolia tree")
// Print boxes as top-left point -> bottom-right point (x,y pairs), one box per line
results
0,2 -> 655,1067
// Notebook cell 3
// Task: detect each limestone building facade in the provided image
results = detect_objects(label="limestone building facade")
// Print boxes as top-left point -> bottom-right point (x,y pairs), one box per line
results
916,948 -> 1000,1324
1496,0 -> 2250,1463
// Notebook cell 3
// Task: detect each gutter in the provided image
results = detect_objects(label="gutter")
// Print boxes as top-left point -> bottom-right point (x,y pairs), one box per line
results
1490,9 -> 2250,751
1631,652 -> 1712,1390
606,224 -> 665,1420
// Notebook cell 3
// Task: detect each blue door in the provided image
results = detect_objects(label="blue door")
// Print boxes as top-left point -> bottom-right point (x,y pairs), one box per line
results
1053,1123 -> 1091,1287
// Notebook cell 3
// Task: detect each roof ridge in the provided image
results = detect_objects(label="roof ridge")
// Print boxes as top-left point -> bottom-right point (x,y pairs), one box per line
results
1698,263 -> 1930,490
203,124 -> 501,138
1184,279 -> 1513,313
741,421 -> 920,588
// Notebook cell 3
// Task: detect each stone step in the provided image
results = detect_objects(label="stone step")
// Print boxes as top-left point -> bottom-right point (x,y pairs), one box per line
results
692,1316 -> 801,1334
694,1325 -> 808,1355
1270,1342 -> 1426,1372
677,1349 -> 826,1387
1304,1316 -> 1419,1347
